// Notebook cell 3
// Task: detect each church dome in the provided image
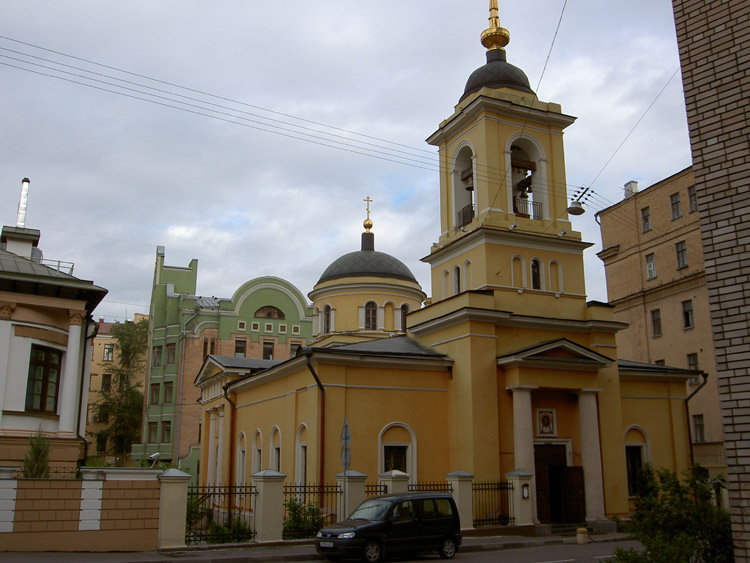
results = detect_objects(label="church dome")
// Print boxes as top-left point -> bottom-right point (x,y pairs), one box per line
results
317,232 -> 417,284
460,48 -> 534,101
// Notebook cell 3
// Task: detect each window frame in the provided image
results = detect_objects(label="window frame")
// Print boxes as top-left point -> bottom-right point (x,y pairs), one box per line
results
645,253 -> 657,280
364,301 -> 378,331
103,344 -> 114,362
152,346 -> 163,367
25,344 -> 64,415
165,343 -> 176,365
693,414 -> 706,443
670,192 -> 682,220
263,340 -> 274,360
149,383 -> 160,405
234,338 -> 247,358
641,206 -> 651,232
675,240 -> 688,269
688,185 -> 698,213
650,309 -> 662,337
682,300 -> 695,329
163,381 -> 174,403
148,422 -> 158,443
162,421 -> 172,443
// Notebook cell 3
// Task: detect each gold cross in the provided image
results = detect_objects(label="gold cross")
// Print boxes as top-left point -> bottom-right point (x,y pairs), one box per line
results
364,196 -> 373,220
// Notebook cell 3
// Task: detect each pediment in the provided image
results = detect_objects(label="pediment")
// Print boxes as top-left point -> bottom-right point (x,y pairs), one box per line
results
497,338 -> 613,371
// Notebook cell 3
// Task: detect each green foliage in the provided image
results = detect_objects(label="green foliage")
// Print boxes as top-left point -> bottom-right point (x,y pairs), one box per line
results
206,519 -> 255,544
91,318 -> 148,464
612,465 -> 734,563
83,456 -> 108,467
22,429 -> 50,478
186,492 -> 207,529
283,497 -> 323,539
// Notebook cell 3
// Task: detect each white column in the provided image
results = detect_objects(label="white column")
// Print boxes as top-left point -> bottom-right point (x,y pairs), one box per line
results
579,389 -> 606,522
206,410 -> 217,486
508,385 -> 538,523
59,311 -> 84,434
215,408 -> 225,485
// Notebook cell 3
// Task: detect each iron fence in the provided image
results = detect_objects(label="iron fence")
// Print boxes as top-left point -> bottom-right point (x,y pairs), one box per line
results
472,480 -> 513,527
186,484 -> 257,545
408,481 -> 454,493
283,483 -> 341,539
365,482 -> 388,497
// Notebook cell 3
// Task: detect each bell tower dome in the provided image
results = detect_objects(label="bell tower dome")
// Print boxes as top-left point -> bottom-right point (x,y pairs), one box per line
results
422,1 -> 591,315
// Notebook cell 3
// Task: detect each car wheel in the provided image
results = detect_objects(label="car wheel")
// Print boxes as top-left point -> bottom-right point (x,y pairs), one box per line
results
362,539 -> 383,563
438,536 -> 457,559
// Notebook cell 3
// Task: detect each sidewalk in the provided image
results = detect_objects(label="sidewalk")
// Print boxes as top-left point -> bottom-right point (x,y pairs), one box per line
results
0,532 -> 632,562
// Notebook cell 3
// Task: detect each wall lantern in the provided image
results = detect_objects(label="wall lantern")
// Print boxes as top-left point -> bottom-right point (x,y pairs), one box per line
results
522,483 -> 530,499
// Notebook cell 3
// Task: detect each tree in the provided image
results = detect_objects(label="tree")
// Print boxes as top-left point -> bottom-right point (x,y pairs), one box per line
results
612,465 -> 734,563
91,318 -> 148,465
22,428 -> 50,478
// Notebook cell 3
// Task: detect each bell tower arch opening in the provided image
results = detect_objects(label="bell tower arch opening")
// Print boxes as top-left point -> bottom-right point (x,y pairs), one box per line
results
453,143 -> 476,229
507,134 -> 549,221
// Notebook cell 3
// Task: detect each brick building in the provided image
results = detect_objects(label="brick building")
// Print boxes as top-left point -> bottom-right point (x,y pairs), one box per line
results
673,0 -> 750,558
597,167 -> 726,483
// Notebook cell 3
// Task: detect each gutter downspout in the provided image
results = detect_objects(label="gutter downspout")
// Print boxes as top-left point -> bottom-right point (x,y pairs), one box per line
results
305,352 -> 325,483
685,370 -> 709,466
76,316 -> 97,465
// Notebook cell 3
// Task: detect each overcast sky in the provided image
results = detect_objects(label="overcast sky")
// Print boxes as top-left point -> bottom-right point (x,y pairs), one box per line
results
1,1 -> 691,322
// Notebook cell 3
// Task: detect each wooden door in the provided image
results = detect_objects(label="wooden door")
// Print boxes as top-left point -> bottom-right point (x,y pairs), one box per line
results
563,466 -> 585,523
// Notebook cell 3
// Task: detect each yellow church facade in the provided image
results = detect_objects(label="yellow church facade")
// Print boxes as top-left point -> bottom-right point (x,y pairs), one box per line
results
196,2 -> 694,527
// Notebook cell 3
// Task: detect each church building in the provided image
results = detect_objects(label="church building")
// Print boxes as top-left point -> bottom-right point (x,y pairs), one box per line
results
196,2 -> 695,527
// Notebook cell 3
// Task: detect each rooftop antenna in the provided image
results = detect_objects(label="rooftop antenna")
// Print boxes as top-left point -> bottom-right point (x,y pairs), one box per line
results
16,178 -> 30,228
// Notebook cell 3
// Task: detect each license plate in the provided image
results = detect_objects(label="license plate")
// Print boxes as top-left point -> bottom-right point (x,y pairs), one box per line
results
320,541 -> 334,548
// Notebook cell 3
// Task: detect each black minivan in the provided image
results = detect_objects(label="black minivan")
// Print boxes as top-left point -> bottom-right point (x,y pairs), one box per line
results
315,492 -> 461,562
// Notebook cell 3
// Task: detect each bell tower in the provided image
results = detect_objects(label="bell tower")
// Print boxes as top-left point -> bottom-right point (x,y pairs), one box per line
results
423,1 -> 590,315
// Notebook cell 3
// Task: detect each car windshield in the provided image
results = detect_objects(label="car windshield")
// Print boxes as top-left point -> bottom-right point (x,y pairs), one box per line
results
348,498 -> 393,521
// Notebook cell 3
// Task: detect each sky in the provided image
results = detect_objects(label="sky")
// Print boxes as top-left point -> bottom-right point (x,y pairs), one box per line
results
1,1 -> 692,322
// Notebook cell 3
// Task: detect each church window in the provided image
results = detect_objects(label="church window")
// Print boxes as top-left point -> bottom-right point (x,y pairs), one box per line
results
365,302 -> 377,330
271,428 -> 281,472
453,266 -> 461,295
384,445 -> 407,473
25,345 -> 62,414
237,433 -> 247,486
531,260 -> 541,290
400,304 -> 409,332
252,431 -> 262,474
323,306 -> 332,333
255,306 -> 285,320
626,445 -> 645,496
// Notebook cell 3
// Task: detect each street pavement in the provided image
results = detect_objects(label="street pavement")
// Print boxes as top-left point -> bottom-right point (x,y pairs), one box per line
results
0,532 -> 633,562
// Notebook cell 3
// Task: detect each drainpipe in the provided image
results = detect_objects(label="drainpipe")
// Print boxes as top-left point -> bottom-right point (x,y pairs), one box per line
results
76,316 -> 97,465
685,371 -> 709,466
305,352 -> 325,483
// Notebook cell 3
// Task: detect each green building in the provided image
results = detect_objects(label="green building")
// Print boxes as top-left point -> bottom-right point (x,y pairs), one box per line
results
131,246 -> 312,477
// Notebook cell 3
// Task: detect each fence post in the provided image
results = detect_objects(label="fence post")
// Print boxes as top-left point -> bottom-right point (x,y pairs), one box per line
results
157,468 -> 192,549
445,470 -> 474,531
251,469 -> 286,542
336,470 -> 367,521
505,469 -> 534,526
378,469 -> 409,494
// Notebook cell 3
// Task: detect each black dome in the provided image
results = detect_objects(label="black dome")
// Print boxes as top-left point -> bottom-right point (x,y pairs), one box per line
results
317,232 -> 418,284
460,49 -> 534,101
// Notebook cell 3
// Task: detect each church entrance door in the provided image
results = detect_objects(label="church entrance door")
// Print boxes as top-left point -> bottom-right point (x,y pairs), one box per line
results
534,444 -> 585,523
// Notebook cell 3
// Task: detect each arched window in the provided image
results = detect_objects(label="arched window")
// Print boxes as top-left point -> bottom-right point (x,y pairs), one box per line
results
378,423 -> 418,482
251,430 -> 262,474
531,259 -> 541,290
443,270 -> 450,299
270,427 -> 281,472
323,305 -> 331,334
365,302 -> 378,330
400,304 -> 409,332
464,260 -> 472,291
254,306 -> 285,319
624,426 -> 651,497
454,266 -> 461,295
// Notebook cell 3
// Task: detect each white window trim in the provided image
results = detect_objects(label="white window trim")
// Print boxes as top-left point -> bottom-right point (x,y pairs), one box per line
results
378,422 -> 418,483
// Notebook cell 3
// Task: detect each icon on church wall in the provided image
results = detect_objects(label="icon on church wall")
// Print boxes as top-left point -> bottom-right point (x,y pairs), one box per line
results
537,408 -> 556,437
